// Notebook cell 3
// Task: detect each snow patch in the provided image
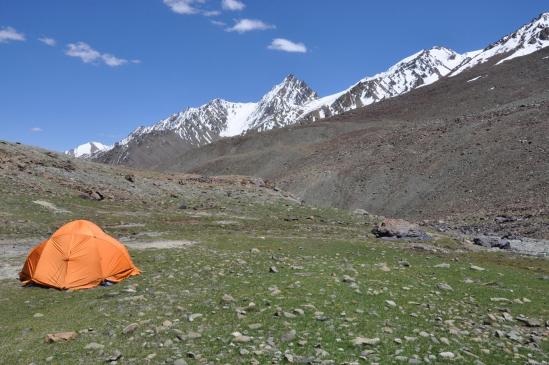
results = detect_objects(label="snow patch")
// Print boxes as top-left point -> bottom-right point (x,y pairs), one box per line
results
466,75 -> 484,83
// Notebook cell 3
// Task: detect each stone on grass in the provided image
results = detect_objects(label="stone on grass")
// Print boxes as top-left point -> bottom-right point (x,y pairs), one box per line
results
281,329 -> 297,342
372,219 -> 431,240
437,283 -> 453,291
232,332 -> 252,343
221,294 -> 235,304
439,352 -> 455,359
122,323 -> 139,335
434,263 -> 450,268
44,332 -> 78,343
188,313 -> 203,322
352,337 -> 380,346
84,342 -> 105,351
470,265 -> 486,271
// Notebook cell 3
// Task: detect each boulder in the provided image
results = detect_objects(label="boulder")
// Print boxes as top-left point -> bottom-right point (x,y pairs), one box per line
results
473,236 -> 511,249
372,219 -> 430,240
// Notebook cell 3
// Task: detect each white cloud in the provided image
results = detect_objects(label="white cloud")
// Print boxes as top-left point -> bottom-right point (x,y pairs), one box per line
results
30,127 -> 43,133
222,0 -> 245,11
268,38 -> 307,53
65,42 -> 135,67
0,26 -> 26,43
203,10 -> 221,17
211,20 -> 226,27
39,37 -> 56,46
163,0 -> 205,15
66,42 -> 101,63
226,19 -> 275,33
102,53 -> 128,67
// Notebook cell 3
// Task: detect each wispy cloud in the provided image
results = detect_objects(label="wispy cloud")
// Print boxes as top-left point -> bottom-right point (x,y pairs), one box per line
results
163,0 -> 205,15
203,10 -> 221,17
30,127 -> 43,133
222,0 -> 245,11
65,42 -> 137,67
211,20 -> 226,27
39,37 -> 56,46
226,19 -> 275,33
101,53 -> 128,67
268,38 -> 307,53
0,26 -> 25,43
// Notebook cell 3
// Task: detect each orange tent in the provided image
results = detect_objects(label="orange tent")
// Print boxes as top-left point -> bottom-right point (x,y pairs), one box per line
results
20,220 -> 140,290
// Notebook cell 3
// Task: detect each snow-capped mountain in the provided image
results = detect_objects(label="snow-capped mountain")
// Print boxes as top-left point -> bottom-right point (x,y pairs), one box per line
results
451,12 -> 549,74
89,12 -> 549,166
95,75 -> 317,164
65,142 -> 111,158
299,46 -> 468,122
99,49 -> 463,162
120,99 -> 257,148
118,75 -> 316,145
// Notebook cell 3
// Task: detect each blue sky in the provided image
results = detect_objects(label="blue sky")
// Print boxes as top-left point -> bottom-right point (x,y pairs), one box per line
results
0,0 -> 546,151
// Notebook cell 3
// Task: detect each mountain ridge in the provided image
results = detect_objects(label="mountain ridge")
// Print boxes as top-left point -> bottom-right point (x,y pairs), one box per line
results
90,12 -> 548,167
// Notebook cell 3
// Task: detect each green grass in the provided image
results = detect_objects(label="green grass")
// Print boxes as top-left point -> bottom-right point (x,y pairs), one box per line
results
1,233 -> 548,363
0,177 -> 547,364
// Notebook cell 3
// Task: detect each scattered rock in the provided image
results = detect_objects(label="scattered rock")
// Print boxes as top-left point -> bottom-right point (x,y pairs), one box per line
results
385,300 -> 397,307
281,329 -> 297,342
269,266 -> 279,273
231,332 -> 252,343
122,323 -> 139,335
439,352 -> 455,359
106,350 -> 122,363
352,337 -> 380,346
221,294 -> 235,304
84,342 -> 105,351
44,332 -> 78,343
516,316 -> 541,327
188,313 -> 203,322
473,236 -> 510,250
372,218 -> 431,240
434,263 -> 450,268
490,297 -> 511,303
470,265 -> 486,271
124,174 -> 135,183
437,283 -> 453,291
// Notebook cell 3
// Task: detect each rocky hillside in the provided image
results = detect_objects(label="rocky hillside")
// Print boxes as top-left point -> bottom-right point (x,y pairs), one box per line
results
166,46 -> 549,240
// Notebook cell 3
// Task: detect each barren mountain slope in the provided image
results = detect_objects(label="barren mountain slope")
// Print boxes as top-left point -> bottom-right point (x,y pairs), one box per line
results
169,49 -> 549,238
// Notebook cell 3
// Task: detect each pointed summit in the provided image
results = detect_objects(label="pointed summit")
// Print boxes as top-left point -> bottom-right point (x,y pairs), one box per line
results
245,75 -> 318,132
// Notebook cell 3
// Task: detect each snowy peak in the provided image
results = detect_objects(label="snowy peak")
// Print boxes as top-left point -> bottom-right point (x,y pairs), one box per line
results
246,75 -> 318,132
65,142 -> 111,158
299,46 -> 465,122
266,74 -> 318,106
453,12 -> 549,74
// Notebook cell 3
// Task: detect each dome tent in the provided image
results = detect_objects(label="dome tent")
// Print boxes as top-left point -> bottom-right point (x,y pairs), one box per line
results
20,220 -> 140,290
